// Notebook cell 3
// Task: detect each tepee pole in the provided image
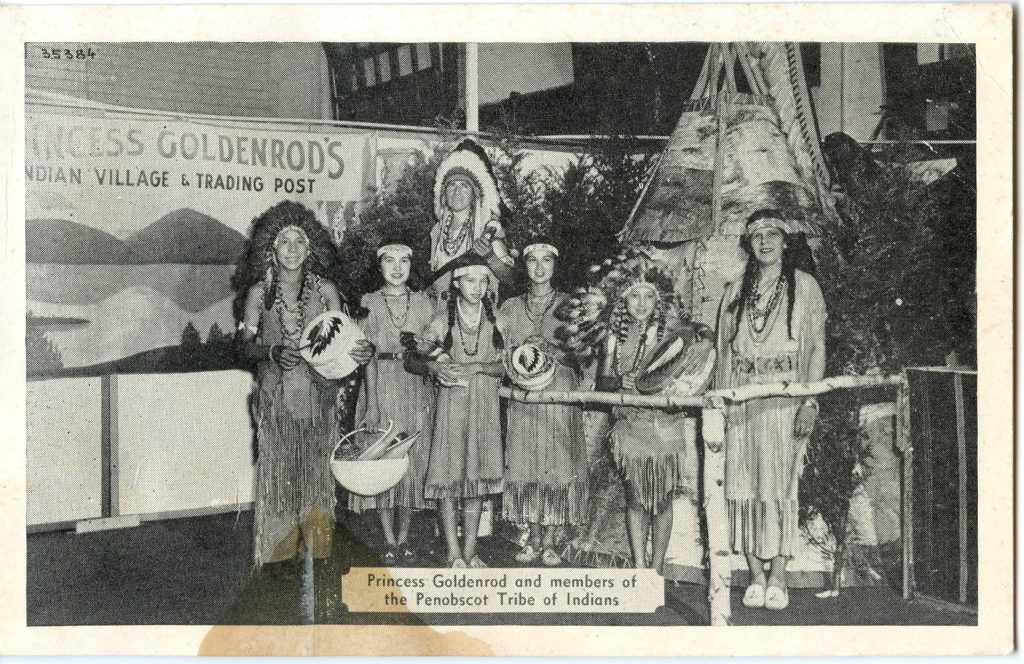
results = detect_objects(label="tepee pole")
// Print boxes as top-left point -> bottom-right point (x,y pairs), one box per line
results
466,43 -> 479,132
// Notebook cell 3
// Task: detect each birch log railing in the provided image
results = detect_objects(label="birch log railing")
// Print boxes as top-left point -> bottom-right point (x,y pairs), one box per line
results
498,372 -> 908,626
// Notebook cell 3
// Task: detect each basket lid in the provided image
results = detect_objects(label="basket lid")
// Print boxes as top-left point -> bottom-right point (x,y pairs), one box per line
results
505,343 -> 556,391
300,310 -> 366,379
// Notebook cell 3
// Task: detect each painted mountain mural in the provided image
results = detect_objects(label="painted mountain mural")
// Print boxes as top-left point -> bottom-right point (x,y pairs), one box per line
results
28,287 -> 235,370
125,208 -> 247,265
26,208 -> 247,265
26,219 -> 138,264
26,209 -> 247,374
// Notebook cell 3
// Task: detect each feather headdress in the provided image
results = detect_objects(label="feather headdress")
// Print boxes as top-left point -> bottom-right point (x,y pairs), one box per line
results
554,246 -> 680,365
432,139 -> 505,266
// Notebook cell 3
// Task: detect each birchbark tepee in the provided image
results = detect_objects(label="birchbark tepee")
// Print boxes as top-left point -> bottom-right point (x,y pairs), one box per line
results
568,43 -> 840,582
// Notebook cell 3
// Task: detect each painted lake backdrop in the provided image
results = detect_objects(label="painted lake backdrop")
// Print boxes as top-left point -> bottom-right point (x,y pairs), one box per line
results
26,108 -> 374,376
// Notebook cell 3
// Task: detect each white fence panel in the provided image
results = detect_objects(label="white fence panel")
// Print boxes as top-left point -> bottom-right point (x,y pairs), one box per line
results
27,377 -> 103,525
115,370 -> 255,516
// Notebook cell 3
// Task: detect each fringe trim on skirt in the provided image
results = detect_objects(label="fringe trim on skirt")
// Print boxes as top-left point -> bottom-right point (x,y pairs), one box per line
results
502,481 -> 588,526
728,498 -> 800,559
424,477 -> 504,501
253,406 -> 336,569
614,449 -> 688,514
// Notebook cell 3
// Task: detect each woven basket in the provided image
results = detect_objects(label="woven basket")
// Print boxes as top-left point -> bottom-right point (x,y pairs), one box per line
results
300,310 -> 366,380
330,425 -> 412,496
503,342 -> 556,391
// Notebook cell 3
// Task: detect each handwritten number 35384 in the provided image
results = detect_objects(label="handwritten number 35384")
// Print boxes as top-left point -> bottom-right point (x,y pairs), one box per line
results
40,48 -> 97,60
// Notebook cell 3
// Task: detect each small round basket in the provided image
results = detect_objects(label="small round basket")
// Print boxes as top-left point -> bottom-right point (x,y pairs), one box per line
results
330,457 -> 409,497
300,310 -> 367,380
504,342 -> 556,391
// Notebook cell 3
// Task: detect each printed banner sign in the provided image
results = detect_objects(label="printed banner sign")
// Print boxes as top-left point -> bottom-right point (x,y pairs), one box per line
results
25,108 -> 376,373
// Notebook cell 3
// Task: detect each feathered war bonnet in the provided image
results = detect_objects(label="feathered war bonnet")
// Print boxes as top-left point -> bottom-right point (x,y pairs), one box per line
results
230,200 -> 346,321
432,139 -> 506,264
554,246 -> 679,365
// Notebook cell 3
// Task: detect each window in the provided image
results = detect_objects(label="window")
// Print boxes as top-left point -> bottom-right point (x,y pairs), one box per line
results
377,51 -> 392,83
362,57 -> 376,87
917,43 -> 974,65
397,45 -> 413,77
415,43 -> 433,70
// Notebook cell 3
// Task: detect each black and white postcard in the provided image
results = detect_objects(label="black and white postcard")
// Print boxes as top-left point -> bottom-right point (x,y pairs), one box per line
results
0,3 -> 1012,657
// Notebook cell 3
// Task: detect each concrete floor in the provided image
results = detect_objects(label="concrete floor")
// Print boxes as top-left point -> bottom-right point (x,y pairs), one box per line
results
27,510 -> 974,627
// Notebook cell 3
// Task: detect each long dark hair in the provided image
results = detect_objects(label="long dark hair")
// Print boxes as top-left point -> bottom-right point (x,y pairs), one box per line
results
231,201 -> 345,322
442,279 -> 504,354
728,213 -> 817,343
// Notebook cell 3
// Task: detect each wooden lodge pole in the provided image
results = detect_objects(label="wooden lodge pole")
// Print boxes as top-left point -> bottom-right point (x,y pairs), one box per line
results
896,372 -> 915,600
701,403 -> 731,625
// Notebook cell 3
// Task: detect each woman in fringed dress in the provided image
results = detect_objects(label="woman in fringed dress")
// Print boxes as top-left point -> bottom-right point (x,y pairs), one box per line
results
716,209 -> 826,611
347,243 -> 435,565
498,242 -> 588,567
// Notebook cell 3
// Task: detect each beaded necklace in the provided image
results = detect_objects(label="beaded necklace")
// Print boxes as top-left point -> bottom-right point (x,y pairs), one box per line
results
456,300 -> 483,357
442,212 -> 473,256
614,320 -> 649,379
523,290 -> 556,331
747,275 -> 785,336
382,287 -> 411,329
275,272 -> 316,347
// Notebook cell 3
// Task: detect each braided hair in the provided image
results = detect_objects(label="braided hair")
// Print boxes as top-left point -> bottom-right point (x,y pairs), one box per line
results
612,283 -> 667,374
442,285 -> 458,354
483,293 -> 504,350
728,223 -> 817,343
442,278 -> 505,354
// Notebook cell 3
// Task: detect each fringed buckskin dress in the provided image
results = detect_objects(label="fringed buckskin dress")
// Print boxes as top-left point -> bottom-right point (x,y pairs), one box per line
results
422,308 -> 505,500
498,292 -> 588,526
348,289 -> 435,512
608,322 -> 700,512
716,269 -> 826,559
252,276 -> 339,568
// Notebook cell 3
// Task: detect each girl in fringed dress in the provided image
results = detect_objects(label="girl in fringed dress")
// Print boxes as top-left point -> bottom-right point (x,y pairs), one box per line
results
498,242 -> 588,567
591,256 -> 714,574
233,201 -> 373,570
716,209 -> 826,612
348,243 -> 434,565
419,253 -> 505,568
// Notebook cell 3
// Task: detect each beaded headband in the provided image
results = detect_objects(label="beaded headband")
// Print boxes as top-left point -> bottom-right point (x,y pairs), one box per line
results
745,216 -> 789,235
274,225 -> 309,246
452,264 -> 492,279
523,243 -> 558,258
377,243 -> 413,259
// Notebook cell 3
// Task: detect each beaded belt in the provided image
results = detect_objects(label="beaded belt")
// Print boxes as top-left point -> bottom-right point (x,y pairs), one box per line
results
732,353 -> 795,376
377,352 -> 406,361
